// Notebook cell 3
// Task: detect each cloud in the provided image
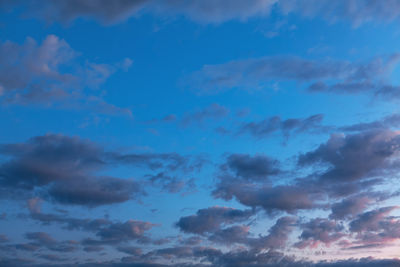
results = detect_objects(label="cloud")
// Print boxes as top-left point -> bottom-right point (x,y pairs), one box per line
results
348,206 -> 400,247
117,246 -> 143,256
146,172 -> 196,194
221,153 -> 280,181
29,210 -> 155,246
239,114 -> 325,140
185,54 -> 400,95
250,216 -> 297,250
349,206 -> 399,233
329,193 -> 382,220
298,130 -> 400,184
47,176 -> 142,206
0,134 -> 143,206
1,0 -> 277,25
213,178 -> 320,214
111,151 -> 205,173
0,134 -> 203,206
176,206 -> 254,234
340,114 -> 400,132
208,225 -> 250,245
5,0 -> 400,27
0,234 -> 8,243
181,103 -> 229,126
19,232 -> 77,253
25,207 -> 156,247
0,35 -> 132,115
280,0 -> 400,27
92,220 -> 155,244
295,218 -> 345,248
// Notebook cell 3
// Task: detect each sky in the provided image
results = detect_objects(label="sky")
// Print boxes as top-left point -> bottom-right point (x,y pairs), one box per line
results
3,0 -> 400,266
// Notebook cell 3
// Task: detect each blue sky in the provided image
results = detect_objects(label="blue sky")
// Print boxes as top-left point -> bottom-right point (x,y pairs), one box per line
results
2,1 -> 400,266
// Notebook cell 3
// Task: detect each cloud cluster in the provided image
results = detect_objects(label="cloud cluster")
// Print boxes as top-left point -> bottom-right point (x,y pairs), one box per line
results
0,35 -> 132,115
0,133 -> 203,206
176,206 -> 254,234
5,0 -> 400,27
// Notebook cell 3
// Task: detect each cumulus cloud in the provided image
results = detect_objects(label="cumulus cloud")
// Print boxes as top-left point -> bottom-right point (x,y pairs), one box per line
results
349,206 -> 399,233
295,218 -> 345,248
329,193 -> 383,220
0,134 -> 203,206
221,153 -> 280,181
0,134 -> 142,206
298,129 -> 400,184
250,216 -> 297,250
0,35 -> 132,115
176,206 -> 254,235
346,206 -> 400,248
213,178 -> 321,214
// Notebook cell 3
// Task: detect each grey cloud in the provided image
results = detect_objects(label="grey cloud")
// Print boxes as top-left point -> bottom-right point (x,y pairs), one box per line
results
222,153 -> 280,181
5,0 -> 400,27
280,0 -> 400,27
147,172 -> 196,194
348,206 -> 400,248
2,0 -> 277,24
341,114 -> 400,132
21,232 -> 77,253
117,246 -> 142,256
14,243 -> 40,252
250,216 -> 297,250
47,176 -> 142,206
208,225 -> 250,245
94,220 -> 155,244
0,234 -> 8,242
181,103 -> 229,126
182,215 -> 296,250
0,134 -> 142,206
213,178 -> 320,214
0,134 -> 202,206
38,254 -> 68,262
176,206 -> 254,235
330,193 -> 381,220
349,206 -> 398,233
298,130 -> 400,184
185,54 -> 399,94
27,209 -> 156,246
0,35 -> 131,115
239,114 -> 325,140
295,218 -> 345,248
111,152 -> 205,173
